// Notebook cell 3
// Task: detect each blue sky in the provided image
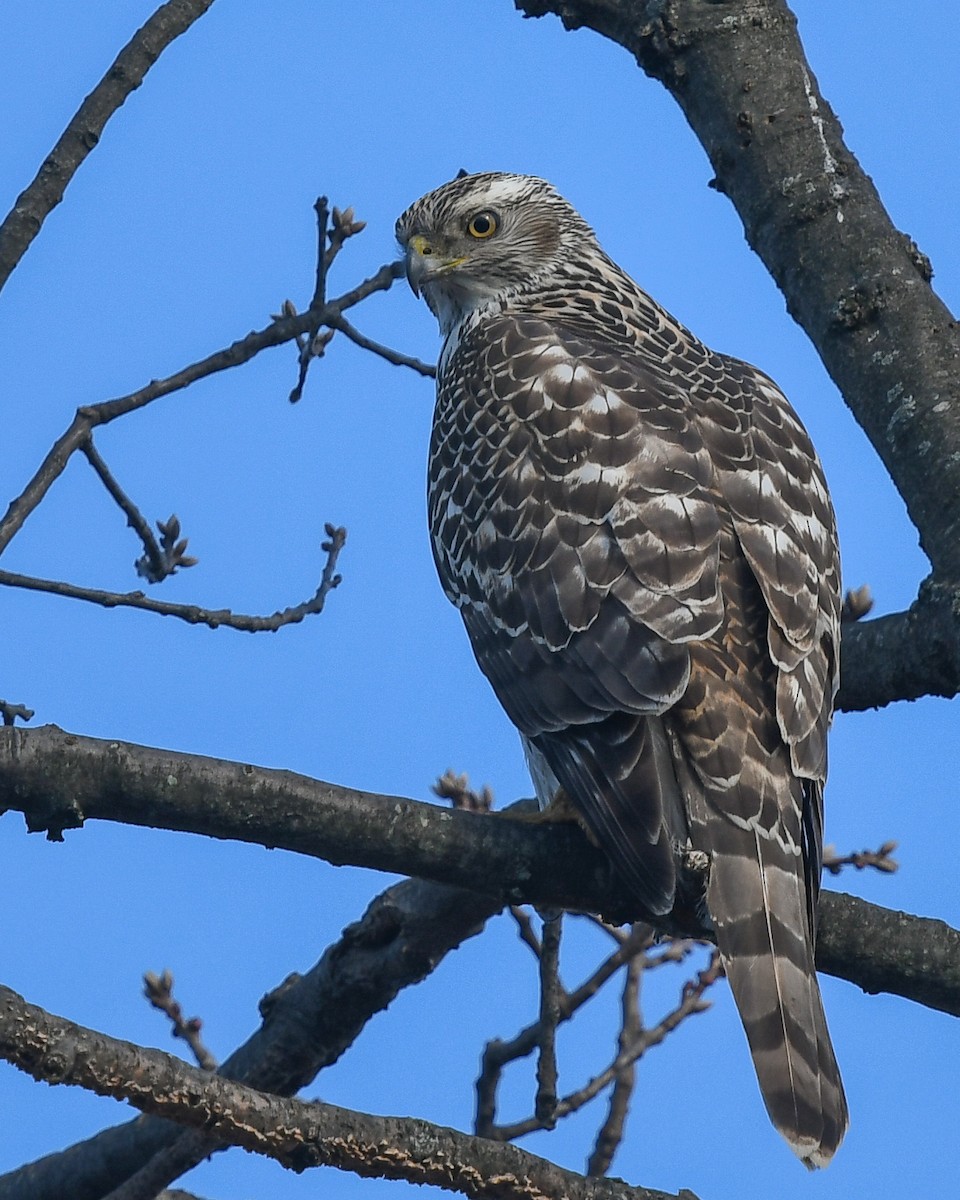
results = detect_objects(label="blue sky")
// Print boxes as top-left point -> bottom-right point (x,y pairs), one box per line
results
1,3 -> 957,1197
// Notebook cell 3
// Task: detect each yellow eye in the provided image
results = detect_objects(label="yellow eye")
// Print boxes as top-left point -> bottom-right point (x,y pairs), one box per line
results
467,210 -> 498,239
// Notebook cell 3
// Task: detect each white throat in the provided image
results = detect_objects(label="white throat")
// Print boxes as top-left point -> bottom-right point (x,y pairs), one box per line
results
425,276 -> 505,339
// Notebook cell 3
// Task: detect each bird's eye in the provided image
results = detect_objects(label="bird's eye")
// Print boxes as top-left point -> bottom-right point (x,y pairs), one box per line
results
467,211 -> 498,239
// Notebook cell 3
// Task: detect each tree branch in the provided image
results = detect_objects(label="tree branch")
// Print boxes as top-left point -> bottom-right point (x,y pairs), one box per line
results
79,437 -> 171,582
0,0 -> 216,294
837,582 -> 960,711
143,970 -> 217,1071
516,0 -> 960,580
0,873 -> 503,1200
1,724 -> 957,1018
0,523 -> 344,632
587,952 -> 643,1177
815,893 -> 960,1017
0,982 -> 690,1200
329,314 -> 437,376
0,261 -> 399,559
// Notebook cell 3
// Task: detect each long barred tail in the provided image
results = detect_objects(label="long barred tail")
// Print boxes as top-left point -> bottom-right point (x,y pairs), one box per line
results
705,798 -> 848,1166
666,519 -> 848,1166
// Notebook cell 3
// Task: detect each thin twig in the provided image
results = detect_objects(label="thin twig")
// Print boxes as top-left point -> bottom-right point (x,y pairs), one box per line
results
588,950 -> 643,1177
0,0 -> 216,294
310,196 -> 330,308
288,325 -> 335,404
564,925 -> 656,1011
330,314 -> 437,377
576,913 -> 635,945
841,584 -> 874,622
491,948 -> 722,1142
0,524 -> 345,632
143,970 -> 217,1071
639,938 -> 701,972
509,906 -> 543,958
432,769 -> 494,813
823,840 -> 899,876
475,921 -> 653,1139
80,436 -> 166,580
0,259 -> 398,558
324,204 -> 367,274
289,201 -> 372,402
287,199 -> 332,403
535,914 -> 562,1127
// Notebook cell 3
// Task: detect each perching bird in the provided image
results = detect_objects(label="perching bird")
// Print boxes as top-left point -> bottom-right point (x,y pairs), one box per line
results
396,171 -> 847,1166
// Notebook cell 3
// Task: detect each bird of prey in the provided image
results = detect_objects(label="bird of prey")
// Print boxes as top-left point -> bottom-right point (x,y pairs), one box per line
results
396,171 -> 847,1166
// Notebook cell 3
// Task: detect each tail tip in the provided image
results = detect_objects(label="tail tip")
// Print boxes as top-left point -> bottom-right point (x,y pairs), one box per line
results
788,1134 -> 843,1171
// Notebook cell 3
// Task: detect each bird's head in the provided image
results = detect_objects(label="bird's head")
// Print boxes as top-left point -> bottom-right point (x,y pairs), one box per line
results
396,171 -> 596,335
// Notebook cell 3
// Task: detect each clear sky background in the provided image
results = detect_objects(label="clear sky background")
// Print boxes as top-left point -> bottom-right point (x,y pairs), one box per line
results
1,3 -> 957,1198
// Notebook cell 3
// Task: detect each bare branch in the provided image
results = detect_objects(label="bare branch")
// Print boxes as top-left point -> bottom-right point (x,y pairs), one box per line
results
588,953 -> 643,1177
0,523 -> 344,632
0,874 -> 504,1200
509,905 -> 544,958
310,195 -> 331,308
0,725 -> 958,1016
477,924 -> 697,1147
491,949 -> 721,1143
143,970 -> 217,1071
565,927 -> 659,1010
79,437 -> 170,581
0,0 -> 216,293
286,197 -> 335,402
517,0 -> 960,580
841,585 -> 874,624
288,200 -> 378,401
535,915 -> 563,1127
838,583 -> 960,712
0,261 -> 399,558
433,769 -> 494,814
330,313 -> 437,377
0,981 -> 689,1200
823,841 -> 899,878
325,204 -> 368,273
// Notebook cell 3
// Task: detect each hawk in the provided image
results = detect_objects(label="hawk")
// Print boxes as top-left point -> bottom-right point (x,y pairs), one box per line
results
396,172 -> 847,1166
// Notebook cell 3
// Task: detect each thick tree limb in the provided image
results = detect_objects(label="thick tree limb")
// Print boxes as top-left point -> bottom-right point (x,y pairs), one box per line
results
2,725 -> 958,1018
0,875 -> 502,1200
0,0 -> 216,294
838,583 -> 960,711
517,0 -> 960,580
816,894 -> 960,1018
0,961 -> 689,1200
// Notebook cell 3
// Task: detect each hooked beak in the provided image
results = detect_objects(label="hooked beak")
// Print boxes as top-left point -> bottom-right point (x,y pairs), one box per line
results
405,241 -> 429,297
404,234 -> 464,297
